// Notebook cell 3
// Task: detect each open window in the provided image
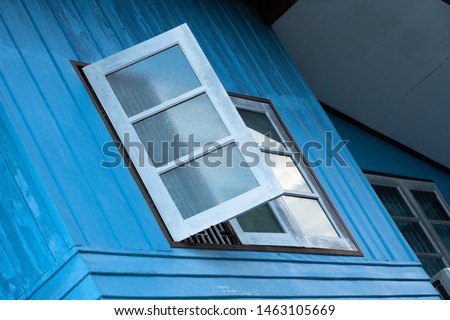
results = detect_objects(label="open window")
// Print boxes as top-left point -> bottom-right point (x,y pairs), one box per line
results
227,95 -> 356,251
83,24 -> 283,241
79,24 -> 358,253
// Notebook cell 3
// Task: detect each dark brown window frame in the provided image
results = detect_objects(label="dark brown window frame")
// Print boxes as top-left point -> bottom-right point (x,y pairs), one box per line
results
72,60 -> 362,256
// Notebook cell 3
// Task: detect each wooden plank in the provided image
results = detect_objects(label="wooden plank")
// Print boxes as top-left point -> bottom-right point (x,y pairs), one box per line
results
0,241 -> 24,299
0,155 -> 53,281
0,72 -> 86,246
172,1 -> 250,94
100,0 -> 162,45
0,204 -> 40,291
82,246 -> 423,265
0,118 -> 69,260
93,0 -> 137,49
213,1 -> 274,96
93,274 -> 439,299
70,0 -> 123,58
81,252 -> 430,281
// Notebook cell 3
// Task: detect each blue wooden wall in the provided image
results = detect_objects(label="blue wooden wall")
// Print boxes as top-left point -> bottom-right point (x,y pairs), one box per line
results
0,115 -> 76,299
0,0 -> 439,299
328,113 -> 450,203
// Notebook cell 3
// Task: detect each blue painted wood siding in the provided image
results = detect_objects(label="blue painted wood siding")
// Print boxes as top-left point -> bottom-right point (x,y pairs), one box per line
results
328,113 -> 450,202
0,0 -> 439,299
0,116 -> 73,299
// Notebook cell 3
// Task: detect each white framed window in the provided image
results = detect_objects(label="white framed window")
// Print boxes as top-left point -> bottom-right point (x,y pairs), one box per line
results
80,24 -> 357,253
227,96 -> 356,251
366,173 -> 450,276
83,24 -> 283,241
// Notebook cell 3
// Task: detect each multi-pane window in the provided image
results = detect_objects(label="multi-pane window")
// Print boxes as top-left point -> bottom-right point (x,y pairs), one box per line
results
227,96 -> 355,251
367,174 -> 450,276
80,24 -> 357,252
83,24 -> 283,241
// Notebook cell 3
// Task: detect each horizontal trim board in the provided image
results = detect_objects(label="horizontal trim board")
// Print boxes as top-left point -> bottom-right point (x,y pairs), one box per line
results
81,252 -> 429,281
102,294 -> 440,300
78,247 -> 422,267
91,272 -> 429,282
92,275 -> 439,298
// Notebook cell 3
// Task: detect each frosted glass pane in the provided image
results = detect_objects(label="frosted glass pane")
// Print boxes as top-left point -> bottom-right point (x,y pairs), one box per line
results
133,94 -> 229,167
263,153 -> 311,193
161,143 -> 259,219
237,203 -> 284,233
284,196 -> 338,237
238,109 -> 285,150
372,185 -> 414,217
107,45 -> 201,117
411,190 -> 449,221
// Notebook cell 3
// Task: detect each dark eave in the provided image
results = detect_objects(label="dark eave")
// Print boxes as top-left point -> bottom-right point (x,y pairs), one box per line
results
244,0 -> 297,26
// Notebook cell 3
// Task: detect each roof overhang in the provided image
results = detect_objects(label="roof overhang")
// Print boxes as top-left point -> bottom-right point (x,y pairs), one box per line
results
244,0 -> 297,26
272,0 -> 450,171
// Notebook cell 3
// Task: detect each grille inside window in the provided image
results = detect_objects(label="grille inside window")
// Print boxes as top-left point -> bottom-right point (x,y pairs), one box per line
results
182,222 -> 240,245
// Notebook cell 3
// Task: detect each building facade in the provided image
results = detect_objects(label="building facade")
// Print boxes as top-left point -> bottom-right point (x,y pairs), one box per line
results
0,0 -> 444,299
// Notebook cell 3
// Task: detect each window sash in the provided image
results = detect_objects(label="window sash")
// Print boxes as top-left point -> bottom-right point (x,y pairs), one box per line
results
83,24 -> 283,241
228,200 -> 301,247
229,96 -> 356,251
366,173 -> 450,274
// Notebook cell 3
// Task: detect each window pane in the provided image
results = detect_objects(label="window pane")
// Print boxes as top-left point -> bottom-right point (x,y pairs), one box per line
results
133,94 -> 229,166
418,256 -> 447,277
394,220 -> 437,253
107,45 -> 201,117
433,224 -> 450,251
237,109 -> 285,150
263,153 -> 311,193
411,190 -> 449,221
283,196 -> 339,237
372,185 -> 414,217
236,203 -> 284,233
161,143 -> 259,219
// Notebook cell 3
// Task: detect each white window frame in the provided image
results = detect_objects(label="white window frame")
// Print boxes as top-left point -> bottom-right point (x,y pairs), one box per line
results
228,96 -> 357,251
366,173 -> 450,273
83,24 -> 283,241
